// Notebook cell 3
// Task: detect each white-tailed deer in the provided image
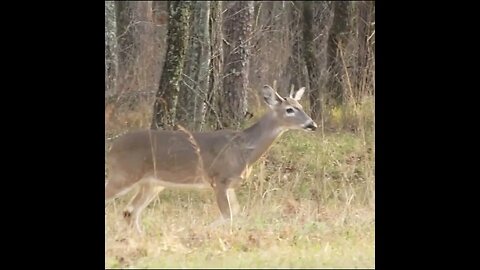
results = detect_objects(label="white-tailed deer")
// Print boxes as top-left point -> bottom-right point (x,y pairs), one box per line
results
105,85 -> 317,233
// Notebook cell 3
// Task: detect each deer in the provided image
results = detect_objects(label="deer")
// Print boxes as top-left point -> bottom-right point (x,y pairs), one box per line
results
105,85 -> 317,234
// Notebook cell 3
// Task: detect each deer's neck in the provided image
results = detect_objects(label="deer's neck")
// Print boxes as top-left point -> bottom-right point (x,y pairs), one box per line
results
241,111 -> 286,165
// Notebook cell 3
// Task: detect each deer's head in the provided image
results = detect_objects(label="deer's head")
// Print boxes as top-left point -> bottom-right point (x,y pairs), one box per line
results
261,85 -> 317,131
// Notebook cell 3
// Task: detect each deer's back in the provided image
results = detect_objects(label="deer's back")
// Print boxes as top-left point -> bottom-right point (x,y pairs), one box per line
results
107,129 -> 249,185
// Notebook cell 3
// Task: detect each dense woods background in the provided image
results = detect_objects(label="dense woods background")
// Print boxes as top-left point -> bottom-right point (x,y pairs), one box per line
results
105,0 -> 374,134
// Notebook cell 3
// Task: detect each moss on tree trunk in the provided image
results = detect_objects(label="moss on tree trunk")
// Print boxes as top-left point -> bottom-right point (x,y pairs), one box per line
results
177,1 -> 211,131
151,1 -> 191,130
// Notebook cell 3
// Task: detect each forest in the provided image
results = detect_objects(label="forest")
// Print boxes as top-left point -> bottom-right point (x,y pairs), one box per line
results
105,1 -> 375,268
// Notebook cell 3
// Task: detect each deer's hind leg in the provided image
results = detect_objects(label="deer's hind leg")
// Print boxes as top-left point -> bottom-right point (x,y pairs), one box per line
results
123,180 -> 164,234
105,175 -> 138,202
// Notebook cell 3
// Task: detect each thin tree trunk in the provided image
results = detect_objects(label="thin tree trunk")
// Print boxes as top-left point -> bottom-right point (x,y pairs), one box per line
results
115,1 -> 138,86
105,1 -> 118,95
355,1 -> 373,97
135,1 -> 154,92
285,1 -> 304,92
302,1 -> 322,120
115,1 -> 153,92
206,1 -> 224,130
325,1 -> 349,104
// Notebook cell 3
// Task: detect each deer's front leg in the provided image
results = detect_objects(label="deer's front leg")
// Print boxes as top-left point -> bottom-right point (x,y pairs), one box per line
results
210,180 -> 241,227
214,183 -> 232,220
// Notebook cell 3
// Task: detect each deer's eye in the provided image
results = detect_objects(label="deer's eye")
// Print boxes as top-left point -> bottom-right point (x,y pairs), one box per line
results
286,108 -> 294,114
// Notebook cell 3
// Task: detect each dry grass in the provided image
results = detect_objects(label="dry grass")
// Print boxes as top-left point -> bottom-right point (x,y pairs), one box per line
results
106,201 -> 373,268
105,98 -> 374,268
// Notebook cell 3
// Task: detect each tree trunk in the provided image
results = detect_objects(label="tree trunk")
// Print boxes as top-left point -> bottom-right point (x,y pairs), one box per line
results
115,1 -> 138,85
221,1 -> 254,129
325,1 -> 350,104
206,1 -> 224,130
302,1 -> 322,120
195,1 -> 211,131
105,1 -> 118,95
177,1 -> 211,131
285,1 -> 304,93
151,1 -> 191,130
115,1 -> 153,92
176,3 -> 196,129
135,2 -> 154,92
355,1 -> 374,97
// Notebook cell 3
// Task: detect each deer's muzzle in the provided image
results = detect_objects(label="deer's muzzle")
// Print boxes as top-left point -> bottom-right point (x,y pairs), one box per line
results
304,121 -> 317,131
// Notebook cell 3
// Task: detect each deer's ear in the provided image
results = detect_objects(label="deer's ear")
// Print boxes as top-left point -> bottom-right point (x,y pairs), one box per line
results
291,87 -> 306,101
262,85 -> 284,107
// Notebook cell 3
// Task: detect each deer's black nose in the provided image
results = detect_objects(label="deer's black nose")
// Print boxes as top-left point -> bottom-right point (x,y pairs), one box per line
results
305,121 -> 317,131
